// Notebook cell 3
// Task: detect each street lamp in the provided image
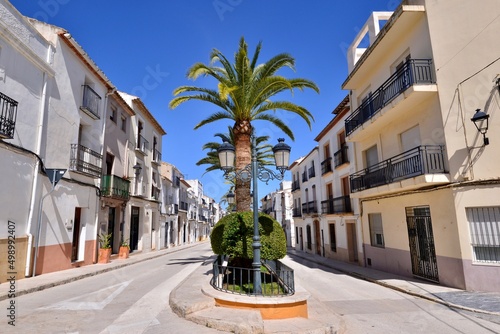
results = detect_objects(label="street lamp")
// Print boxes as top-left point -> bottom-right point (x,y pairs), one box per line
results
471,109 -> 490,146
218,136 -> 291,294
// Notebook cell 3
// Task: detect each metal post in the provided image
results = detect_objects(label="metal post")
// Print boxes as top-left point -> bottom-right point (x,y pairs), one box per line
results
251,135 -> 262,294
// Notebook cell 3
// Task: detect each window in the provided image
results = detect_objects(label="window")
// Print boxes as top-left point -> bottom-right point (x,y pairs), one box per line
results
329,223 -> 336,252
369,213 -> 384,247
121,114 -> 127,132
306,225 -> 312,250
400,125 -> 421,152
467,207 -> 500,263
295,227 -> 299,245
365,145 -> 379,168
110,106 -> 117,123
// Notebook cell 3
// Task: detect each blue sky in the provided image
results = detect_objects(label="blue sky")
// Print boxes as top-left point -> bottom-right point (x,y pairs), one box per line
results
10,0 -> 398,203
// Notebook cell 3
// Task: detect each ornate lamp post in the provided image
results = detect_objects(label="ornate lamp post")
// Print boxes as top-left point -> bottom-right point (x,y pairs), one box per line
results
218,136 -> 291,294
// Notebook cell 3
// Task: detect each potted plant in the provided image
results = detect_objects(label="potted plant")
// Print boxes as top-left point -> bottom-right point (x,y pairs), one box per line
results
98,233 -> 112,264
118,239 -> 130,259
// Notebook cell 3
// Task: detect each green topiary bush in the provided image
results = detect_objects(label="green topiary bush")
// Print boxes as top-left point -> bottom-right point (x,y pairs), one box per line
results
210,211 -> 286,261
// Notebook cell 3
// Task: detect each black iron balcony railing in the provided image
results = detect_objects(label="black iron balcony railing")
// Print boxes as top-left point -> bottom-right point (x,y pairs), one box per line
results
350,145 -> 446,193
301,201 -> 318,214
69,144 -> 102,178
302,171 -> 308,182
321,157 -> 332,175
345,59 -> 435,136
334,145 -> 349,168
321,195 -> 352,214
211,258 -> 294,296
101,175 -> 130,200
80,85 -> 101,119
292,180 -> 300,192
292,208 -> 302,217
0,92 -> 18,139
152,149 -> 161,164
308,166 -> 316,178
136,134 -> 149,154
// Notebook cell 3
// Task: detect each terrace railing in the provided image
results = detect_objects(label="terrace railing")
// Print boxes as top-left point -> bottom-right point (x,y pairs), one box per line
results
211,257 -> 294,296
101,175 -> 130,200
69,144 -> 102,178
345,59 -> 435,135
350,145 -> 446,193
321,195 -> 352,214
0,92 -> 18,139
80,85 -> 101,119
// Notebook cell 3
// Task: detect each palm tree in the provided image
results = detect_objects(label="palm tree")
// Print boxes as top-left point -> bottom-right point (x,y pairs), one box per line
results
170,37 -> 319,211
196,127 -> 274,175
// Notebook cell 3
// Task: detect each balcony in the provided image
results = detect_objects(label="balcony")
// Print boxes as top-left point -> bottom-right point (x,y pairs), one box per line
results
308,166 -> 316,178
80,85 -> 101,119
69,144 -> 102,178
152,148 -> 161,164
321,157 -> 332,175
180,201 -> 188,211
136,134 -> 149,155
301,201 -> 318,215
334,145 -> 349,168
321,196 -> 352,215
345,59 -> 436,137
0,92 -> 18,139
292,208 -> 302,217
292,180 -> 300,192
302,171 -> 308,183
101,175 -> 130,201
350,145 -> 448,195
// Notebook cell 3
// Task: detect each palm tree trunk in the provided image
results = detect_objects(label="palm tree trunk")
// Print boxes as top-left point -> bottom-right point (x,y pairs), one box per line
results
233,122 -> 252,212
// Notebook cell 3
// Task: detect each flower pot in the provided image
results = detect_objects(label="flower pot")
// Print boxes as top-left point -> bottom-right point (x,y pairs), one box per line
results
118,246 -> 130,259
98,248 -> 112,264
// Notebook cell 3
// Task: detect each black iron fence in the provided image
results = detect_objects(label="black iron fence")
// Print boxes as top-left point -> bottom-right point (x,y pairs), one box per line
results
211,257 -> 294,296
69,143 -> 103,178
0,92 -> 18,139
334,145 -> 349,168
302,201 -> 318,214
345,59 -> 435,135
321,195 -> 352,214
321,157 -> 332,175
350,145 -> 446,193
81,85 -> 101,119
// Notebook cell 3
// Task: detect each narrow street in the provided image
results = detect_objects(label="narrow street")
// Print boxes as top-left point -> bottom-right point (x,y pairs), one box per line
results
2,243 -> 500,333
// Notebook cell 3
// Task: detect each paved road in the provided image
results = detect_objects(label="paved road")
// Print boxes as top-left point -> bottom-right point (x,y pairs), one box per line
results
3,242 -> 500,334
282,254 -> 500,334
1,243 -> 224,334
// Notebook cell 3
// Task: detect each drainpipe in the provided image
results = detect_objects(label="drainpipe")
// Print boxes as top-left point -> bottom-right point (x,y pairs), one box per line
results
26,70 -> 49,277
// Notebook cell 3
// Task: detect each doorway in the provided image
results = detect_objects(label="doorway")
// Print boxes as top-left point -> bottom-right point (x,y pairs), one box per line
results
130,206 -> 140,251
346,221 -> 359,262
108,207 -> 116,253
314,220 -> 321,255
406,206 -> 439,282
71,208 -> 82,262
